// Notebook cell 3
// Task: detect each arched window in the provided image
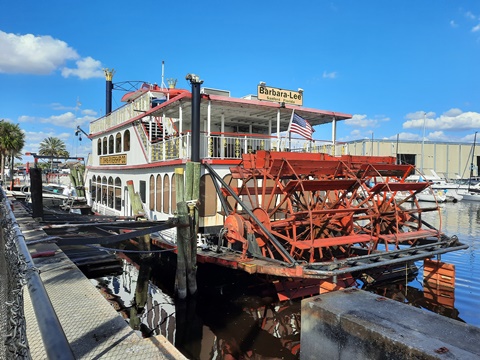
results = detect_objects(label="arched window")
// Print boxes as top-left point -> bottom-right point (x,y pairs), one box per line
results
156,174 -> 162,212
109,135 -> 114,154
171,174 -> 176,213
124,130 -> 131,151
97,139 -> 102,155
199,174 -> 217,217
102,137 -> 108,155
115,177 -> 122,211
149,175 -> 155,211
108,176 -> 114,208
91,176 -> 97,201
115,133 -> 122,153
163,174 -> 170,214
101,176 -> 108,205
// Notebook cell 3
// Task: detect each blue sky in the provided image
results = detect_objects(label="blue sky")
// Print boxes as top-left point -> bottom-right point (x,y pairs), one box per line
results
1,1 -> 479,162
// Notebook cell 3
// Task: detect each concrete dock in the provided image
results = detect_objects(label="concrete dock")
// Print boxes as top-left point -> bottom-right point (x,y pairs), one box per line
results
301,288 -> 480,360
12,201 -> 187,359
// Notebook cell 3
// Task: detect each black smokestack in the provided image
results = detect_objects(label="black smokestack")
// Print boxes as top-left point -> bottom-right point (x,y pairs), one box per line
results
104,69 -> 115,115
186,73 -> 203,163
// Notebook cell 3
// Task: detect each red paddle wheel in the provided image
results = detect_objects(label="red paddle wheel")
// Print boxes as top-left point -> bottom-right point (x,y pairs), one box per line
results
221,150 -> 441,265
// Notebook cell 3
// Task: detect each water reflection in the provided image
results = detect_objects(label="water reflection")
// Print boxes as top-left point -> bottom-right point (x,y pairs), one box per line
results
93,257 -> 300,359
92,201 -> 480,358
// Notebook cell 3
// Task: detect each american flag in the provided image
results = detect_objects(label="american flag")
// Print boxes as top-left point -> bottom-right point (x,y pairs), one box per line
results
289,112 -> 314,139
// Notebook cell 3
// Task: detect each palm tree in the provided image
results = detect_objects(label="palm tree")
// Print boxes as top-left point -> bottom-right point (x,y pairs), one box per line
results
0,120 -> 26,189
38,137 -> 70,171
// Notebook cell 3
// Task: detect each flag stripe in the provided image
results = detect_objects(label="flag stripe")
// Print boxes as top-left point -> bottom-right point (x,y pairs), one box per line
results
290,112 -> 314,139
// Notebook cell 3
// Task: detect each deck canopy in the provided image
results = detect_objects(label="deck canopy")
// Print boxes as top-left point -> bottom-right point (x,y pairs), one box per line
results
148,91 -> 352,134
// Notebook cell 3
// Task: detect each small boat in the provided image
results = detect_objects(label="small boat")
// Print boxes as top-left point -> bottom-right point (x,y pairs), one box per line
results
395,188 -> 447,203
457,132 -> 480,201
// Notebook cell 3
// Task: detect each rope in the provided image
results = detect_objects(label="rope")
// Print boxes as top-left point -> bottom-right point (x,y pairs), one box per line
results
84,244 -> 176,254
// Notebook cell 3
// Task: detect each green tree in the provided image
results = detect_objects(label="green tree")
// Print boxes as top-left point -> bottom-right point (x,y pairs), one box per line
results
38,137 -> 70,171
0,120 -> 25,188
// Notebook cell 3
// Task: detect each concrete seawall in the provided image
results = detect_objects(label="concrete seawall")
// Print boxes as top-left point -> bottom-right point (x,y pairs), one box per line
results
301,288 -> 480,359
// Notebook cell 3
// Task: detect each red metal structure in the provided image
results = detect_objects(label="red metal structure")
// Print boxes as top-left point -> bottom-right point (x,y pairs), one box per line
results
219,151 -> 452,268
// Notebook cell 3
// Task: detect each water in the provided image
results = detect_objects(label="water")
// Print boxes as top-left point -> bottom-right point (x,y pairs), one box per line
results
91,201 -> 480,359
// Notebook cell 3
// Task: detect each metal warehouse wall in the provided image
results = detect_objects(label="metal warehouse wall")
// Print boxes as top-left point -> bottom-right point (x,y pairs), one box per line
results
344,139 -> 479,179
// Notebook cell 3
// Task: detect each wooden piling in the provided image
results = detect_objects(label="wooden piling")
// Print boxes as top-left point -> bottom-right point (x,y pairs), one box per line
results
126,180 -> 151,254
175,162 -> 200,299
187,162 -> 200,295
70,167 -> 85,197
175,168 -> 188,299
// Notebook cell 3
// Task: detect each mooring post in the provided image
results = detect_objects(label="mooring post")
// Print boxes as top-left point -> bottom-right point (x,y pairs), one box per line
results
175,168 -> 188,299
184,162 -> 199,296
30,167 -> 43,220
130,263 -> 152,329
126,180 -> 151,253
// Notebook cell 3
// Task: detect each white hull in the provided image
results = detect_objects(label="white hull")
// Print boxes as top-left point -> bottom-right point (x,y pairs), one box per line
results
456,190 -> 480,201
396,189 -> 447,203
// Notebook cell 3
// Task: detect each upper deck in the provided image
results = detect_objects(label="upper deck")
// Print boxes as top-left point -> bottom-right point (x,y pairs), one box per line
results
88,85 -> 353,166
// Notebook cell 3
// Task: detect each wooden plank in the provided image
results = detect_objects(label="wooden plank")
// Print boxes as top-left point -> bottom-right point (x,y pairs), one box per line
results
292,234 -> 373,249
283,179 -> 358,192
379,229 -> 439,243
369,182 -> 429,194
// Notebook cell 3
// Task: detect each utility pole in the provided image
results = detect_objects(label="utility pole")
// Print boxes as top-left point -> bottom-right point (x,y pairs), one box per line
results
421,112 -> 426,173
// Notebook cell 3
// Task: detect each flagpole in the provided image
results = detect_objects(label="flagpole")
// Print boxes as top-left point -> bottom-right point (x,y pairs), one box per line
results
287,109 -> 294,151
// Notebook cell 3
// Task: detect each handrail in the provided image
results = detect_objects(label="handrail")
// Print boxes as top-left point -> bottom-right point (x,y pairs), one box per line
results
0,188 -> 75,359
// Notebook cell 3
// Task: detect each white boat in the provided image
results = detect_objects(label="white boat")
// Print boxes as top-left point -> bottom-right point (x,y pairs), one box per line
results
395,188 -> 447,203
9,182 -> 87,209
455,132 -> 480,201
456,190 -> 480,201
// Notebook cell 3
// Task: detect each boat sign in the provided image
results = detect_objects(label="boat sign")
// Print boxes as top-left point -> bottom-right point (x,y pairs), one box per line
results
100,154 -> 127,165
257,85 -> 303,106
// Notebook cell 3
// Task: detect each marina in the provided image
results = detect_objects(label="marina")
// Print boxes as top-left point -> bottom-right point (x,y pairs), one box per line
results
1,73 -> 480,359
1,193 -> 480,359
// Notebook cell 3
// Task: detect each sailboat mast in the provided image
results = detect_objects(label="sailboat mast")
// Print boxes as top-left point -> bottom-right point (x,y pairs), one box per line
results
469,131 -> 478,192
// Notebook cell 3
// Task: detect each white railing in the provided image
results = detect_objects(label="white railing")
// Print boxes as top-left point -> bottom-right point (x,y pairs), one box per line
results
90,93 -> 152,134
146,131 -> 346,162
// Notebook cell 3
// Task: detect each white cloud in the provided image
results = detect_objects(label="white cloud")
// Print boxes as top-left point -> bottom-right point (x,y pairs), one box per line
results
23,130 -> 62,155
61,56 -> 104,79
322,71 -> 337,79
472,24 -> 480,32
17,111 -> 96,129
81,109 -> 97,116
426,131 -> 449,141
344,114 -> 380,128
0,31 -> 103,79
465,11 -> 476,20
386,132 -> 422,141
403,109 -> 480,131
443,108 -> 463,117
404,110 -> 436,120
0,31 -> 78,74
18,115 -> 35,123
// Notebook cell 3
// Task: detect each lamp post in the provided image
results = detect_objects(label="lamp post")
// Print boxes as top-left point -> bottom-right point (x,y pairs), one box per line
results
421,112 -> 426,173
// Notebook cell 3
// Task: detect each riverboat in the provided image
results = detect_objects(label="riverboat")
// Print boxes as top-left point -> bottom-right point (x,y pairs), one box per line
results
81,71 -> 467,296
